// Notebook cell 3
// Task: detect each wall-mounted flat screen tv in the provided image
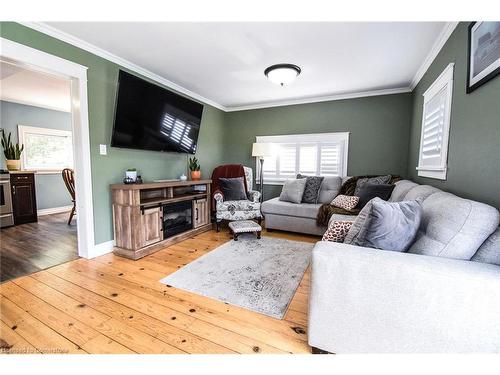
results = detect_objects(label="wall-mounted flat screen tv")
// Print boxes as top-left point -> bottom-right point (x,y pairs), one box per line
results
111,70 -> 203,154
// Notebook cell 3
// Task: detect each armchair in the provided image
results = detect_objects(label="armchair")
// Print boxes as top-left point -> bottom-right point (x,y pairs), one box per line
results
212,165 -> 262,232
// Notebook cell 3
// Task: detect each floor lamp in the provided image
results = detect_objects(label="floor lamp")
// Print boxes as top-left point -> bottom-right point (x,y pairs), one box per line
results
252,143 -> 273,202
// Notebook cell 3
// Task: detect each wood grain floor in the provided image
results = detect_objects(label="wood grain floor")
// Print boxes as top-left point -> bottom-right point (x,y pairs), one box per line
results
0,227 -> 318,354
0,212 -> 78,282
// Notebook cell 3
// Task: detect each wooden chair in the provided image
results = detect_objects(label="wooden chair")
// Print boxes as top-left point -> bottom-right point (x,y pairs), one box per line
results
62,168 -> 76,225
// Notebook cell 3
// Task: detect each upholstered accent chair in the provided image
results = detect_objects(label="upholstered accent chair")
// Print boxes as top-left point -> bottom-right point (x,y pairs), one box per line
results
213,166 -> 262,231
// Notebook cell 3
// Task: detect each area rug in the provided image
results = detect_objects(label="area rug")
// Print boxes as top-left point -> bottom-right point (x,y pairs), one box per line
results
159,235 -> 313,319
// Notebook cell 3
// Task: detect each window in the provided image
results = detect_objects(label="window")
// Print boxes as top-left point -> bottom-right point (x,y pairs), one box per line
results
18,125 -> 73,172
256,132 -> 349,184
417,63 -> 454,180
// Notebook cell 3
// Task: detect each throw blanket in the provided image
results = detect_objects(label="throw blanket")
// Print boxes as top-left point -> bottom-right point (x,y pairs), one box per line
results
210,164 -> 248,212
316,175 -> 401,226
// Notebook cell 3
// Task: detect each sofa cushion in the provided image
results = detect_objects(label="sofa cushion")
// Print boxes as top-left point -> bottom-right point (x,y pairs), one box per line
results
356,183 -> 395,209
403,184 -> 441,202
344,199 -> 374,245
350,198 -> 422,252
331,195 -> 359,211
471,227 -> 500,266
408,192 -> 500,260
297,174 -> 324,203
261,197 -> 322,219
322,221 -> 353,242
354,175 -> 391,195
317,176 -> 342,204
279,179 -> 307,204
389,180 -> 419,202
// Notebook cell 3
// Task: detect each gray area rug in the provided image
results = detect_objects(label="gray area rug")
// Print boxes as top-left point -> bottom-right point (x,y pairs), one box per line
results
159,235 -> 313,319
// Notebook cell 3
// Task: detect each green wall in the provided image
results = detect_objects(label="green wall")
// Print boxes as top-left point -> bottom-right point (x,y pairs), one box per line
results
0,22 -> 226,244
407,22 -> 500,209
224,94 -> 413,198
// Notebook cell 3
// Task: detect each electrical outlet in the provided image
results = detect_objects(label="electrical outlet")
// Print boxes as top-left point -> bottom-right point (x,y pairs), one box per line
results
99,144 -> 107,155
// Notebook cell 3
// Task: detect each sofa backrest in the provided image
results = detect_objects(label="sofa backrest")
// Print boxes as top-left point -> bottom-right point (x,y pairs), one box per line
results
391,180 -> 500,260
317,176 -> 342,204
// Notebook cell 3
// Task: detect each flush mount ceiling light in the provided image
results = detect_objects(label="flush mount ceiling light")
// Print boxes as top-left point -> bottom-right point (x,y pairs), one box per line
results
264,64 -> 301,86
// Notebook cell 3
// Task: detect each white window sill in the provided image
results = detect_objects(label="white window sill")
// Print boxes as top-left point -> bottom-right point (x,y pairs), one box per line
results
416,167 -> 447,180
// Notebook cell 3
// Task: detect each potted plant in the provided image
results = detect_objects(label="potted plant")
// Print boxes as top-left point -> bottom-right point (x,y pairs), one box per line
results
189,157 -> 201,180
125,168 -> 137,182
1,130 -> 24,171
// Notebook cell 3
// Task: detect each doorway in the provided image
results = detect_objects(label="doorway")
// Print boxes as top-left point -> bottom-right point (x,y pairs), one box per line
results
0,37 -> 95,282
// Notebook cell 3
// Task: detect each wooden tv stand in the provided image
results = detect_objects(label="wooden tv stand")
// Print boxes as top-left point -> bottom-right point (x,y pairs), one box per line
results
110,179 -> 212,260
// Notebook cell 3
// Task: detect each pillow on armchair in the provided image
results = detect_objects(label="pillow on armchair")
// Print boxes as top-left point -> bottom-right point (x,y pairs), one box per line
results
219,177 -> 248,201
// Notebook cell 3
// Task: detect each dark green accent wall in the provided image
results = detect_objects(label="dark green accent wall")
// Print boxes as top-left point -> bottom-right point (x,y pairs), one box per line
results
0,22 -> 226,244
407,22 -> 500,209
224,94 -> 413,198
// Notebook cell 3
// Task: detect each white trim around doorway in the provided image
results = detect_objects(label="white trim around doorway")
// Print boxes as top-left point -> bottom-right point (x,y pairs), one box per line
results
1,37 -> 98,258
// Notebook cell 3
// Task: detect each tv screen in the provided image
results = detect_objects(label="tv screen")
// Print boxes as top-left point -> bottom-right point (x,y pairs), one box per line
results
111,70 -> 203,154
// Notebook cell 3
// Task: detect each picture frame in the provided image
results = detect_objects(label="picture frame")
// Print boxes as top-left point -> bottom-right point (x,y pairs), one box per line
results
467,21 -> 500,93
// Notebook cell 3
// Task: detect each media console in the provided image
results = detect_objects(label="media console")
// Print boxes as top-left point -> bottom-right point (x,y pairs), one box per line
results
110,179 -> 212,260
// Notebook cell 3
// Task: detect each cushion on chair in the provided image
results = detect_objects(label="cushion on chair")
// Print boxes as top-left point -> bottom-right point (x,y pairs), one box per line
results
322,221 -> 354,242
217,200 -> 261,212
408,192 -> 500,260
279,179 -> 307,204
219,177 -> 247,201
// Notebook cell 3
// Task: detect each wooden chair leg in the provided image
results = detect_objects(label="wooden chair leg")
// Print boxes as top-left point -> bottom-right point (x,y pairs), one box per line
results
68,204 -> 76,225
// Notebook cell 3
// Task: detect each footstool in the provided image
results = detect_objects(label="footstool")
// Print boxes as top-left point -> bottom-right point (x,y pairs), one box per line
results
228,220 -> 262,241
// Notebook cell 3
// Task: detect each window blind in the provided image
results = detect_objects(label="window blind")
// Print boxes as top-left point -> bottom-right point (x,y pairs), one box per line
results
417,63 -> 454,180
256,132 -> 349,184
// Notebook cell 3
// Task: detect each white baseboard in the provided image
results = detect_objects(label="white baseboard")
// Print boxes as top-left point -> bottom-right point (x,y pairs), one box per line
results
38,205 -> 73,216
89,240 -> 115,258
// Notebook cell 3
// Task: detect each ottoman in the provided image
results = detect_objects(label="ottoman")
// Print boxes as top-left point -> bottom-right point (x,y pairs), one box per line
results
228,220 -> 262,241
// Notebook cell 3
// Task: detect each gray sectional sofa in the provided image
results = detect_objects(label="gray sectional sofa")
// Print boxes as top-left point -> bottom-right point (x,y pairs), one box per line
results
308,179 -> 500,353
261,176 -> 352,236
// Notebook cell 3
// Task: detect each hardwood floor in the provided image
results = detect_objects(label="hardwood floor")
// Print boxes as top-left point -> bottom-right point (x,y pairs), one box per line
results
0,212 -> 78,283
0,227 -> 318,354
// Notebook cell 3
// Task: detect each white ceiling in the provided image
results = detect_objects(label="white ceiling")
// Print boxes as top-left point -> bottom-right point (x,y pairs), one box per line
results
44,22 -> 448,110
0,61 -> 71,112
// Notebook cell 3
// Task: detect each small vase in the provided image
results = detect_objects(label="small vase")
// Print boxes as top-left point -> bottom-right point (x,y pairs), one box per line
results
190,170 -> 201,180
6,159 -> 21,171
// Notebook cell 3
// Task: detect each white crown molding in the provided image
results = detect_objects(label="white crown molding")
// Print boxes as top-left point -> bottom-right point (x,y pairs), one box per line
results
409,22 -> 459,90
17,22 -> 453,113
1,97 -> 71,113
224,87 -> 412,112
17,22 -> 227,111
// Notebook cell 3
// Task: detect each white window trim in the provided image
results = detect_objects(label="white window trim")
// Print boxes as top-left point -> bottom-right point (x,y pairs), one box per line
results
255,132 -> 349,185
17,124 -> 73,173
416,63 -> 454,180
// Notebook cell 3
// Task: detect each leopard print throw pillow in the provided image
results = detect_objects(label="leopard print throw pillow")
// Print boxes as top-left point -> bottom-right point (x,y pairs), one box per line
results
322,220 -> 354,242
331,194 -> 360,211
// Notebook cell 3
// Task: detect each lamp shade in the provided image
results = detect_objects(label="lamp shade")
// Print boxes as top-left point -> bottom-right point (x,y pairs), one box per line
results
252,143 -> 274,157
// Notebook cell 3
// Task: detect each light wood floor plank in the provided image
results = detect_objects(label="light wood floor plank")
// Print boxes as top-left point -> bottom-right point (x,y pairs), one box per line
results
0,228 -> 317,354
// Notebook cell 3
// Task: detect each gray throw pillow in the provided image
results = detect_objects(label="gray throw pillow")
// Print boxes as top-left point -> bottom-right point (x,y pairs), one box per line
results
297,174 -> 324,203
279,179 -> 307,204
219,177 -> 247,201
354,175 -> 391,196
345,197 -> 422,252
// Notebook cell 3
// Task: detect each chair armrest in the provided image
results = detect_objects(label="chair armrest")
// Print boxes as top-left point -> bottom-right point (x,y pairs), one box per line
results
247,190 -> 261,203
309,242 -> 500,353
213,190 -> 224,209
